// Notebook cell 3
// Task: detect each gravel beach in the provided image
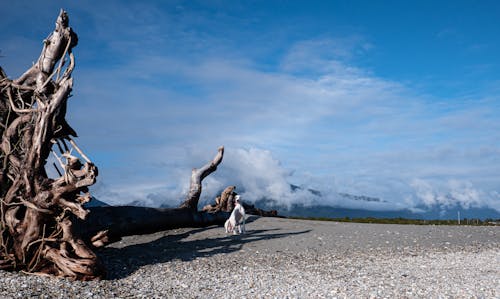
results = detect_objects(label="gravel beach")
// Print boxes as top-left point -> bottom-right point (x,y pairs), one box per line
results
0,216 -> 498,298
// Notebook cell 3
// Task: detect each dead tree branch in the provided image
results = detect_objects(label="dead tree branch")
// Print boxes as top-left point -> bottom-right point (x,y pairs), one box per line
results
179,146 -> 224,210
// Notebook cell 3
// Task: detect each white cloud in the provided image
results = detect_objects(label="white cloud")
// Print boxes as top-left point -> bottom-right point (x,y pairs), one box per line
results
7,3 -> 499,215
280,36 -> 373,75
410,178 -> 493,210
77,37 -> 500,214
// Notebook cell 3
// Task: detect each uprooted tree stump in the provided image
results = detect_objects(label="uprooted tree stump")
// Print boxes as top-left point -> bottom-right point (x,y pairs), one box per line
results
0,10 -> 103,279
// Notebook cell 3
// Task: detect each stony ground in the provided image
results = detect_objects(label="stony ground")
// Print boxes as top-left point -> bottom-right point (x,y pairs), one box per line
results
0,216 -> 498,298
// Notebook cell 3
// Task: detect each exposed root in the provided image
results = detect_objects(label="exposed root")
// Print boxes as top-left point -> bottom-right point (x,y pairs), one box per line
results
0,10 -> 103,279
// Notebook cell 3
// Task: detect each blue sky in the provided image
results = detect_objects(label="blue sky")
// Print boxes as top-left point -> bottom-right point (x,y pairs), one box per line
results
1,1 -> 499,212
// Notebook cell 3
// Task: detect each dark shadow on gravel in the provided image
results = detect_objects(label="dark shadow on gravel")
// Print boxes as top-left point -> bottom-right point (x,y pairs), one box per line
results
97,225 -> 311,279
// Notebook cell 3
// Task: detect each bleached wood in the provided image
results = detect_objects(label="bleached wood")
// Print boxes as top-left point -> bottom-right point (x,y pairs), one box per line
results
179,146 -> 224,210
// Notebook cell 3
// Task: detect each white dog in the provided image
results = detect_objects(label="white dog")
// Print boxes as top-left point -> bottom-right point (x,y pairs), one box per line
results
224,195 -> 246,234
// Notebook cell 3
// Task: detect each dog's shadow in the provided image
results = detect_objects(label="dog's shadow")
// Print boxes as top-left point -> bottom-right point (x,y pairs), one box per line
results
98,219 -> 310,279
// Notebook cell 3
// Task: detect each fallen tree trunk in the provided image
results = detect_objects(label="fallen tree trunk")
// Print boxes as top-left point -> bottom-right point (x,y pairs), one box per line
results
74,207 -> 230,247
84,146 -> 230,248
85,145 -> 278,247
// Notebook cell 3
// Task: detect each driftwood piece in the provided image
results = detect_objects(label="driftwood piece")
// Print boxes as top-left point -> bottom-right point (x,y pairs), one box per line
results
15,9 -> 77,93
0,10 -> 103,280
220,185 -> 236,211
179,146 -> 224,210
202,185 -> 235,213
202,186 -> 279,217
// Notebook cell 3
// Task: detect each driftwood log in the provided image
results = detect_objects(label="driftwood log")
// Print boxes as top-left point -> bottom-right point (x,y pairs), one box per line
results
76,146 -> 231,247
75,146 -> 279,247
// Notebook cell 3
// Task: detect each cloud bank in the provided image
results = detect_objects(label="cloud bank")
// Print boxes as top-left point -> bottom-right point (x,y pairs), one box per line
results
91,147 -> 500,214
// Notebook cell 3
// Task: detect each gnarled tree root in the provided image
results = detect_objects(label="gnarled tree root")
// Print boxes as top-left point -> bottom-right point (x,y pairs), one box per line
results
0,10 -> 103,280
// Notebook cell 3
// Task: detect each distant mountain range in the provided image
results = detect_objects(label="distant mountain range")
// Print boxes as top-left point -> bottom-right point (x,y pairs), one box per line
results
271,184 -> 500,220
268,203 -> 500,220
87,184 -> 500,220
290,184 -> 385,202
83,198 -> 110,208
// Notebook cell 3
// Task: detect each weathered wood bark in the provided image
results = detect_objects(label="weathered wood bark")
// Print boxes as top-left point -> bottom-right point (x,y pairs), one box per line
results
0,10 -> 103,280
202,185 -> 235,212
220,185 -> 236,211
